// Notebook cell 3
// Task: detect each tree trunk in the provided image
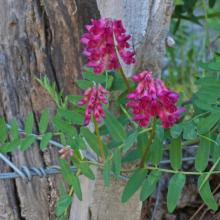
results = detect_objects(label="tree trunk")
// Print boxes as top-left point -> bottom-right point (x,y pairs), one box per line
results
0,0 -> 99,219
70,1 -> 173,220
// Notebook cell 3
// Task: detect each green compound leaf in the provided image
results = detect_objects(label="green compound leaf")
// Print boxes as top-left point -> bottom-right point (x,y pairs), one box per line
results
199,155 -> 220,191
167,173 -> 186,213
0,117 -> 7,143
59,159 -> 82,201
79,163 -> 95,180
59,159 -> 74,184
58,108 -> 84,126
137,130 -> 147,155
123,149 -> 140,163
195,134 -> 211,172
197,112 -> 220,134
55,194 -> 72,217
174,0 -> 184,5
140,170 -> 161,201
71,175 -> 82,201
105,110 -> 126,143
123,131 -> 138,153
106,75 -> 114,89
183,121 -> 197,140
0,139 -> 20,153
112,148 -> 122,177
20,135 -> 36,151
76,80 -> 93,89
67,95 -> 83,105
169,137 -> 182,170
25,112 -> 34,135
199,61 -> 220,72
55,183 -> 72,217
53,116 -> 77,137
76,136 -> 86,150
10,119 -> 19,140
212,134 -> 220,170
193,77 -> 220,112
39,109 -> 49,134
80,127 -> 99,155
121,168 -> 146,203
103,158 -> 111,186
170,123 -> 183,139
82,70 -> 106,84
40,132 -> 52,151
198,174 -> 218,211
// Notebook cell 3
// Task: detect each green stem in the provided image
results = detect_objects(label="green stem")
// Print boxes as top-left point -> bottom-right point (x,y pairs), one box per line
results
139,118 -> 157,168
64,169 -> 80,217
112,30 -> 131,91
85,159 -> 220,176
142,166 -> 220,176
93,117 -> 105,160
119,68 -> 131,91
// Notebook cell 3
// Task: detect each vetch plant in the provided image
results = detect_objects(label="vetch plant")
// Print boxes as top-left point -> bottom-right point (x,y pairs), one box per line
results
1,18 -> 220,219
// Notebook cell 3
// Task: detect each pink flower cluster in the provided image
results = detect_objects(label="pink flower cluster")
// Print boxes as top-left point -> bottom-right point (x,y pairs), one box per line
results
127,71 -> 185,128
80,18 -> 135,74
78,85 -> 109,125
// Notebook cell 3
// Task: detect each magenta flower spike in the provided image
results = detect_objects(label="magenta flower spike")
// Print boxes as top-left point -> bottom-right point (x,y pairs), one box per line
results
78,85 -> 109,126
127,71 -> 185,128
80,18 -> 135,74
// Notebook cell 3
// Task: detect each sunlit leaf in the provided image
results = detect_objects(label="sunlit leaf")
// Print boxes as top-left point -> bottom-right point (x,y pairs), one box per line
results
25,112 -> 34,135
39,109 -> 49,134
20,135 -> 36,151
40,132 -> 52,151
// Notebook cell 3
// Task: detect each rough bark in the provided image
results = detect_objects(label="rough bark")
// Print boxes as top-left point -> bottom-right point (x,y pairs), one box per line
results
0,0 -> 99,219
70,1 -> 173,220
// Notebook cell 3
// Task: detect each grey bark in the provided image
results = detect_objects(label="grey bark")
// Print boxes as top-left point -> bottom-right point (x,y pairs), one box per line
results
70,1 -> 173,220
0,0 -> 99,219
97,0 -> 173,75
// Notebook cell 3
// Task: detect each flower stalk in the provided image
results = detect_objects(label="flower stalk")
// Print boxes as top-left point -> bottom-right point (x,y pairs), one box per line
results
119,68 -> 131,91
139,118 -> 157,168
93,116 -> 105,160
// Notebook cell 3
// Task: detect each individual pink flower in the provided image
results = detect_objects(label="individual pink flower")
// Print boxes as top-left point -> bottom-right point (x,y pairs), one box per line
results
127,71 -> 184,128
80,18 -> 135,74
78,85 -> 109,125
59,146 -> 74,159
